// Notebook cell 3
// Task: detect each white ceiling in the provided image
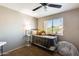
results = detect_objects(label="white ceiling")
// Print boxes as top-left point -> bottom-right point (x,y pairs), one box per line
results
0,3 -> 79,18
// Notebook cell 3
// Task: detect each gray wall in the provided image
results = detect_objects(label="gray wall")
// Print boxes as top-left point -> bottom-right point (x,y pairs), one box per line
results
0,6 -> 37,52
38,8 -> 79,49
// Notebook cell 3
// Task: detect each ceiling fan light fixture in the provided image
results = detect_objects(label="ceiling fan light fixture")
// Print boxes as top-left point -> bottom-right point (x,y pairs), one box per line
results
44,6 -> 47,11
32,3 -> 62,11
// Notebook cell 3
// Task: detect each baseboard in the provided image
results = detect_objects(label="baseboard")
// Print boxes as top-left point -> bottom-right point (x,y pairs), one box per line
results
0,44 -> 26,55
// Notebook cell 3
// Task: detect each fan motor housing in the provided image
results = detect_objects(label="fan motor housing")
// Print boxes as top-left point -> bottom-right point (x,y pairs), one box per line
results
40,3 -> 48,6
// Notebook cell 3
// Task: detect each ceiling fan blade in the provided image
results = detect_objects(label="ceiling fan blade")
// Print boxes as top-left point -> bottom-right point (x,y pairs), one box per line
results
48,4 -> 62,8
32,6 -> 42,11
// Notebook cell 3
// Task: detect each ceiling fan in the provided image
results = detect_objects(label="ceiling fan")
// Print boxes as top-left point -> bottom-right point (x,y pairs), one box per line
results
32,3 -> 62,11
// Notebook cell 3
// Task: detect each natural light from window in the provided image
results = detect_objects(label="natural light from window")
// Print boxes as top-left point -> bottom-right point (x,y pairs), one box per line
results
44,17 -> 63,35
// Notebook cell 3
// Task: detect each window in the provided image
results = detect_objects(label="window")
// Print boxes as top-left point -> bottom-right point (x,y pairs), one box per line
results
53,18 -> 63,35
44,17 -> 63,35
44,20 -> 53,34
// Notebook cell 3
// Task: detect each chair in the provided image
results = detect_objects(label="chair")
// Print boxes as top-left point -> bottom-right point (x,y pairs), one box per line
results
57,41 -> 79,56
